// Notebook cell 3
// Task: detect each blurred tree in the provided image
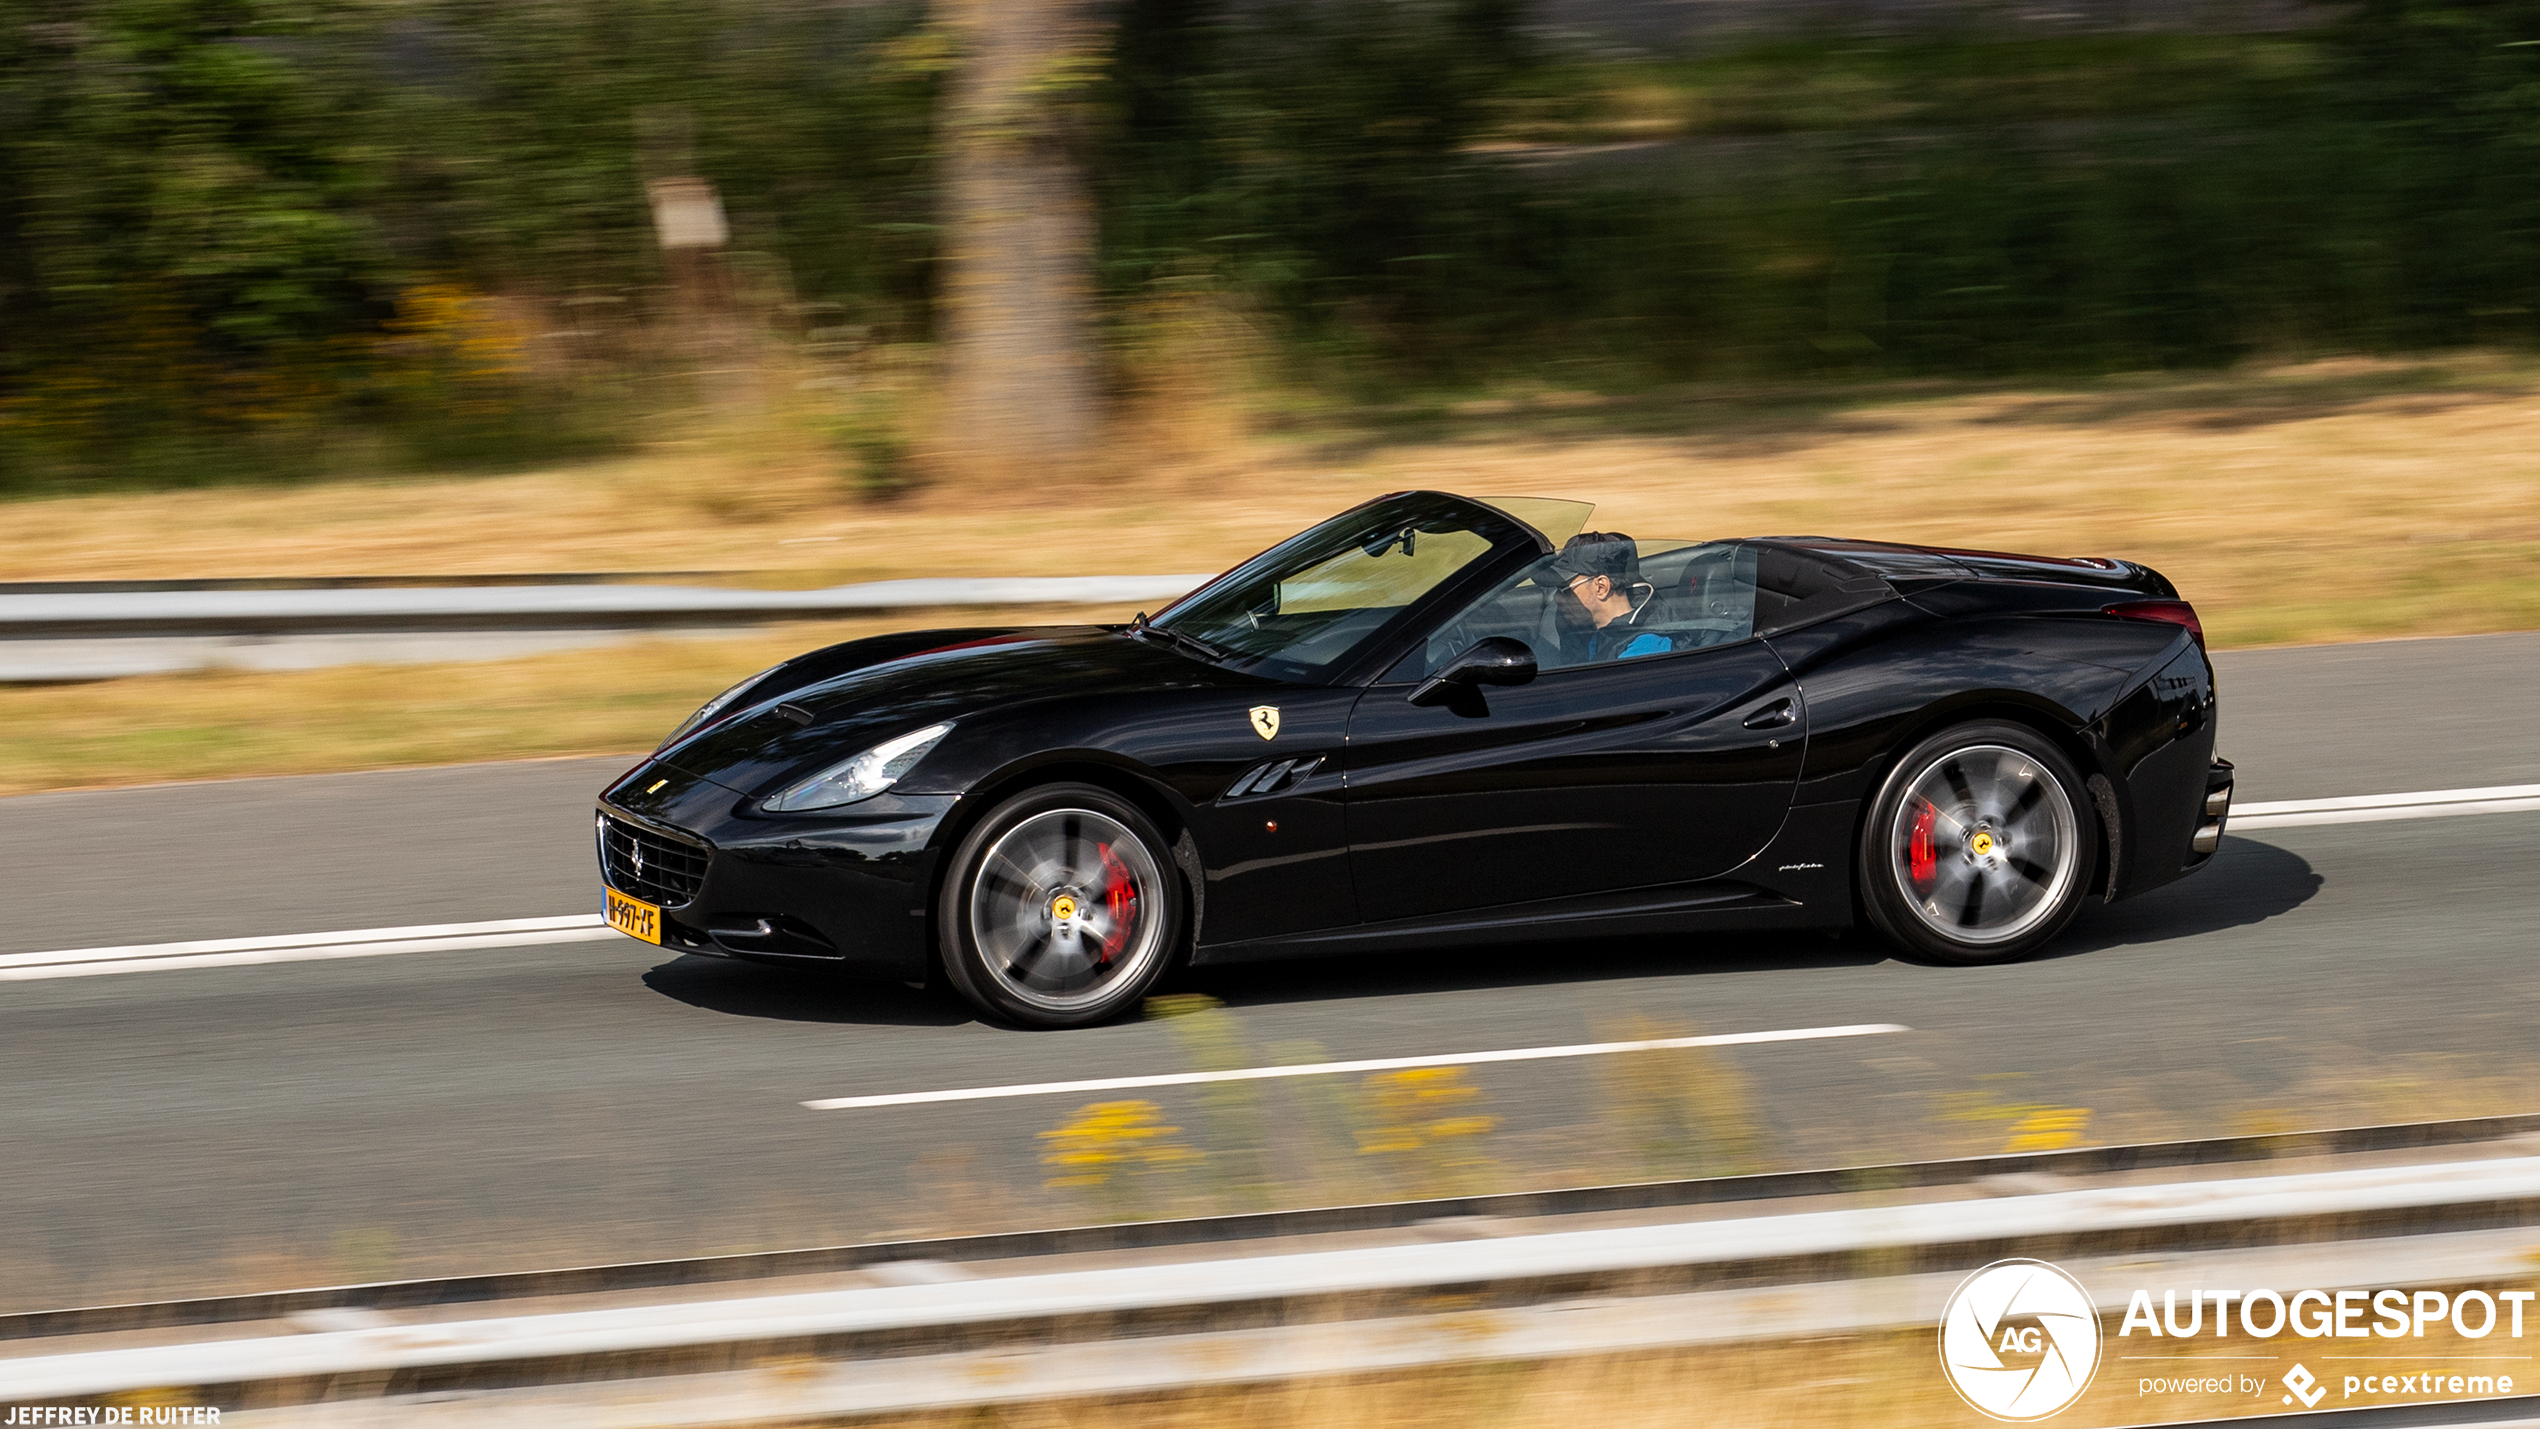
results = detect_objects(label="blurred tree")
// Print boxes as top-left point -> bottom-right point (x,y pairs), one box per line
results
935,0 -> 1104,483
1096,0 -> 1536,377
0,0 -> 944,484
8,0 -> 2540,489
2313,0 -> 2540,345
0,2 -> 392,429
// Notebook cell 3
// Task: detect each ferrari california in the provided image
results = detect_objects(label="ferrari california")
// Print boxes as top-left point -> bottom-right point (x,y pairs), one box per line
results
598,492 -> 2231,1026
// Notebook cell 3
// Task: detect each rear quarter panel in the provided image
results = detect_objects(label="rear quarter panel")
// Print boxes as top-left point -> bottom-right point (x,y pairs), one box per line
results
1753,597 -> 2189,913
1769,604 -> 2171,809
2095,637 -> 2220,898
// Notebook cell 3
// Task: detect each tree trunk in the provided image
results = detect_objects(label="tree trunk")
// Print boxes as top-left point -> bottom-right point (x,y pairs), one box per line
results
936,0 -> 1102,486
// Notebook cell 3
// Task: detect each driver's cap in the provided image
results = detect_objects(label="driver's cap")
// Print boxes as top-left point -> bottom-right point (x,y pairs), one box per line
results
1550,532 -> 1641,585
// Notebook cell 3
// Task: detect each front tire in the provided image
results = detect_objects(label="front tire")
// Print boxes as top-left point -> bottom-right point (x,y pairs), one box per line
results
937,783 -> 1185,1027
1859,721 -> 2097,966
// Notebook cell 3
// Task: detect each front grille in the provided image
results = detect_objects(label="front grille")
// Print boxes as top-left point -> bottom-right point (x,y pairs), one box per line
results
599,812 -> 710,907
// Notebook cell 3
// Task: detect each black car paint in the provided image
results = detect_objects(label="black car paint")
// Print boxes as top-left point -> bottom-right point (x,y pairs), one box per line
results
598,494 -> 2222,988
1339,636 -> 1804,925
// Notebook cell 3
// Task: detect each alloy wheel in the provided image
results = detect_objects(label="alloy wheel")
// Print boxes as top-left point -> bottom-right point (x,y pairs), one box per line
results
1888,743 -> 2081,947
967,807 -> 1170,1016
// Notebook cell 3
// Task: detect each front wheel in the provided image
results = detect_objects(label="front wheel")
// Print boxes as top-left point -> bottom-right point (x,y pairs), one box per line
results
936,784 -> 1185,1027
1859,721 -> 2098,966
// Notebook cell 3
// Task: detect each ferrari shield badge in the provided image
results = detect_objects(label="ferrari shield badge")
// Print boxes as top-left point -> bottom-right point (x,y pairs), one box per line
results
1248,705 -> 1281,740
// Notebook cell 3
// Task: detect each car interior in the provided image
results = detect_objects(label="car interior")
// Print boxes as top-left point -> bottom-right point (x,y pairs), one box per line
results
1412,539 -> 1900,676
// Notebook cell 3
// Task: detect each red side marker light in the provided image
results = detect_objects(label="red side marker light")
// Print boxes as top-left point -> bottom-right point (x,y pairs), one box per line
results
2104,599 -> 2204,649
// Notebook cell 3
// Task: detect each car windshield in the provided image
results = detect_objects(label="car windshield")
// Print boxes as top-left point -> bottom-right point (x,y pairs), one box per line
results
1149,493 -> 1562,681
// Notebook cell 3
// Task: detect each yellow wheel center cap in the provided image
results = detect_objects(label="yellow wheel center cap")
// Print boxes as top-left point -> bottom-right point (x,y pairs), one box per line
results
1969,831 -> 1997,857
1049,895 -> 1079,922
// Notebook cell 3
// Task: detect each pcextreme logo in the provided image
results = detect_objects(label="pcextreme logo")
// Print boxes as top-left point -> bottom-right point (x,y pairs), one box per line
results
1940,1259 -> 2104,1421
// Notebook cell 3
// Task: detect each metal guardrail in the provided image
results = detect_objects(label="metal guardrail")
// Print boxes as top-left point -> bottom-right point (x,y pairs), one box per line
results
0,573 -> 744,594
12,1110 -> 2538,1342
3,1115 -> 2538,1422
14,1154 -> 2540,1401
0,574 -> 1215,680
0,577 -> 1219,632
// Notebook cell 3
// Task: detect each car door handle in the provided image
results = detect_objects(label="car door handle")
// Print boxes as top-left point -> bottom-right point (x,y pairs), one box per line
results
1741,699 -> 1797,730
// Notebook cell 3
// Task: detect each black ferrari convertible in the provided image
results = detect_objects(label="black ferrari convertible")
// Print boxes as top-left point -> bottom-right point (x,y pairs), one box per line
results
598,492 -> 2230,1027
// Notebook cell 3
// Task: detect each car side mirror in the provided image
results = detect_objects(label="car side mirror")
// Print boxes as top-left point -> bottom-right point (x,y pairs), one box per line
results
1409,636 -> 1537,709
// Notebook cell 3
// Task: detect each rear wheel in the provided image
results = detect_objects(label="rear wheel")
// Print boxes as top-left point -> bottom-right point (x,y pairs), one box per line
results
1860,721 -> 2096,966
937,783 -> 1184,1027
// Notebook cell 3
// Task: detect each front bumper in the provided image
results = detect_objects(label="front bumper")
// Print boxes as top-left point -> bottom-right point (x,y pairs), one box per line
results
596,759 -> 959,981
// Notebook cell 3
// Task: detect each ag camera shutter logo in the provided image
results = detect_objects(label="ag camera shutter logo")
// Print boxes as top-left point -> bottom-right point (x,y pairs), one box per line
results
1940,1258 -> 2103,1420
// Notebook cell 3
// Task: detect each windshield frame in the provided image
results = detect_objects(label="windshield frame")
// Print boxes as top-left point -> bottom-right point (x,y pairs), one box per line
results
1145,491 -> 1558,687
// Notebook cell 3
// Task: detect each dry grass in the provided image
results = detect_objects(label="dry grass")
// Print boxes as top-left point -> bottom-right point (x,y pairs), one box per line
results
9,353 -> 2539,645
4,352 -> 2538,793
801,1291 -> 2534,1429
816,1336 -> 1964,1429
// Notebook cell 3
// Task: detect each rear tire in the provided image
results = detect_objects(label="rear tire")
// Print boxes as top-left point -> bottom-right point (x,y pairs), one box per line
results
1859,721 -> 2097,966
937,783 -> 1185,1027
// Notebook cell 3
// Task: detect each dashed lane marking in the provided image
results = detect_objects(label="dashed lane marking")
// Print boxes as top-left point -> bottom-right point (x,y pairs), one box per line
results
0,914 -> 614,981
800,1024 -> 1914,1110
2230,782 -> 2540,830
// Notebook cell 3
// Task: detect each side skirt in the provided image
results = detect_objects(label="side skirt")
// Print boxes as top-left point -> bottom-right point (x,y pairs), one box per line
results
1734,799 -> 1861,915
1190,881 -> 1811,966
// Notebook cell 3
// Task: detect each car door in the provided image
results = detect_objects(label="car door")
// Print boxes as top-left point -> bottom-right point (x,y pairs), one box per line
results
1340,639 -> 1806,925
1173,686 -> 1363,946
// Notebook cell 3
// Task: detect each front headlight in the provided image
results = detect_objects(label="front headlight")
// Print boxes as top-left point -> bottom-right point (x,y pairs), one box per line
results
659,665 -> 783,751
765,722 -> 955,812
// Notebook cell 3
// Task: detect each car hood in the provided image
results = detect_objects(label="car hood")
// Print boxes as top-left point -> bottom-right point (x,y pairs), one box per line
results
656,625 -> 1260,798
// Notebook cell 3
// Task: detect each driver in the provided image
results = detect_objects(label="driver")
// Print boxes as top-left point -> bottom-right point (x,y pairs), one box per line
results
1548,532 -> 1666,665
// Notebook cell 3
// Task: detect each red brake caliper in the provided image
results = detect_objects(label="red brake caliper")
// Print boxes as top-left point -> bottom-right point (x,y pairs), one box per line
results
1908,802 -> 1938,888
1095,843 -> 1136,963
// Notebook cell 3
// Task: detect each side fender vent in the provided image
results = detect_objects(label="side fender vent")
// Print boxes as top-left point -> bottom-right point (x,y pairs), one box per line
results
1223,754 -> 1326,801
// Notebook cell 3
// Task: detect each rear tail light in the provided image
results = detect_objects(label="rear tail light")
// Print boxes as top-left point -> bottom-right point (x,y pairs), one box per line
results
2105,599 -> 2203,649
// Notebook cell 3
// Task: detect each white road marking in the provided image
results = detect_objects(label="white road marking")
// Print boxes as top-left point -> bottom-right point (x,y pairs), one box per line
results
800,1024 -> 1912,1111
2229,782 -> 2540,830
13,781 -> 2538,983
0,914 -> 614,982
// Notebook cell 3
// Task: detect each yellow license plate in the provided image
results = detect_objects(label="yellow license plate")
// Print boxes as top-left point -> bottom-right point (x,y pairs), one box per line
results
604,887 -> 663,945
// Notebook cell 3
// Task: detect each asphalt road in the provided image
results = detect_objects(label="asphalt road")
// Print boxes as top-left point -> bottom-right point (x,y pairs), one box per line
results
3,632 -> 2536,1312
